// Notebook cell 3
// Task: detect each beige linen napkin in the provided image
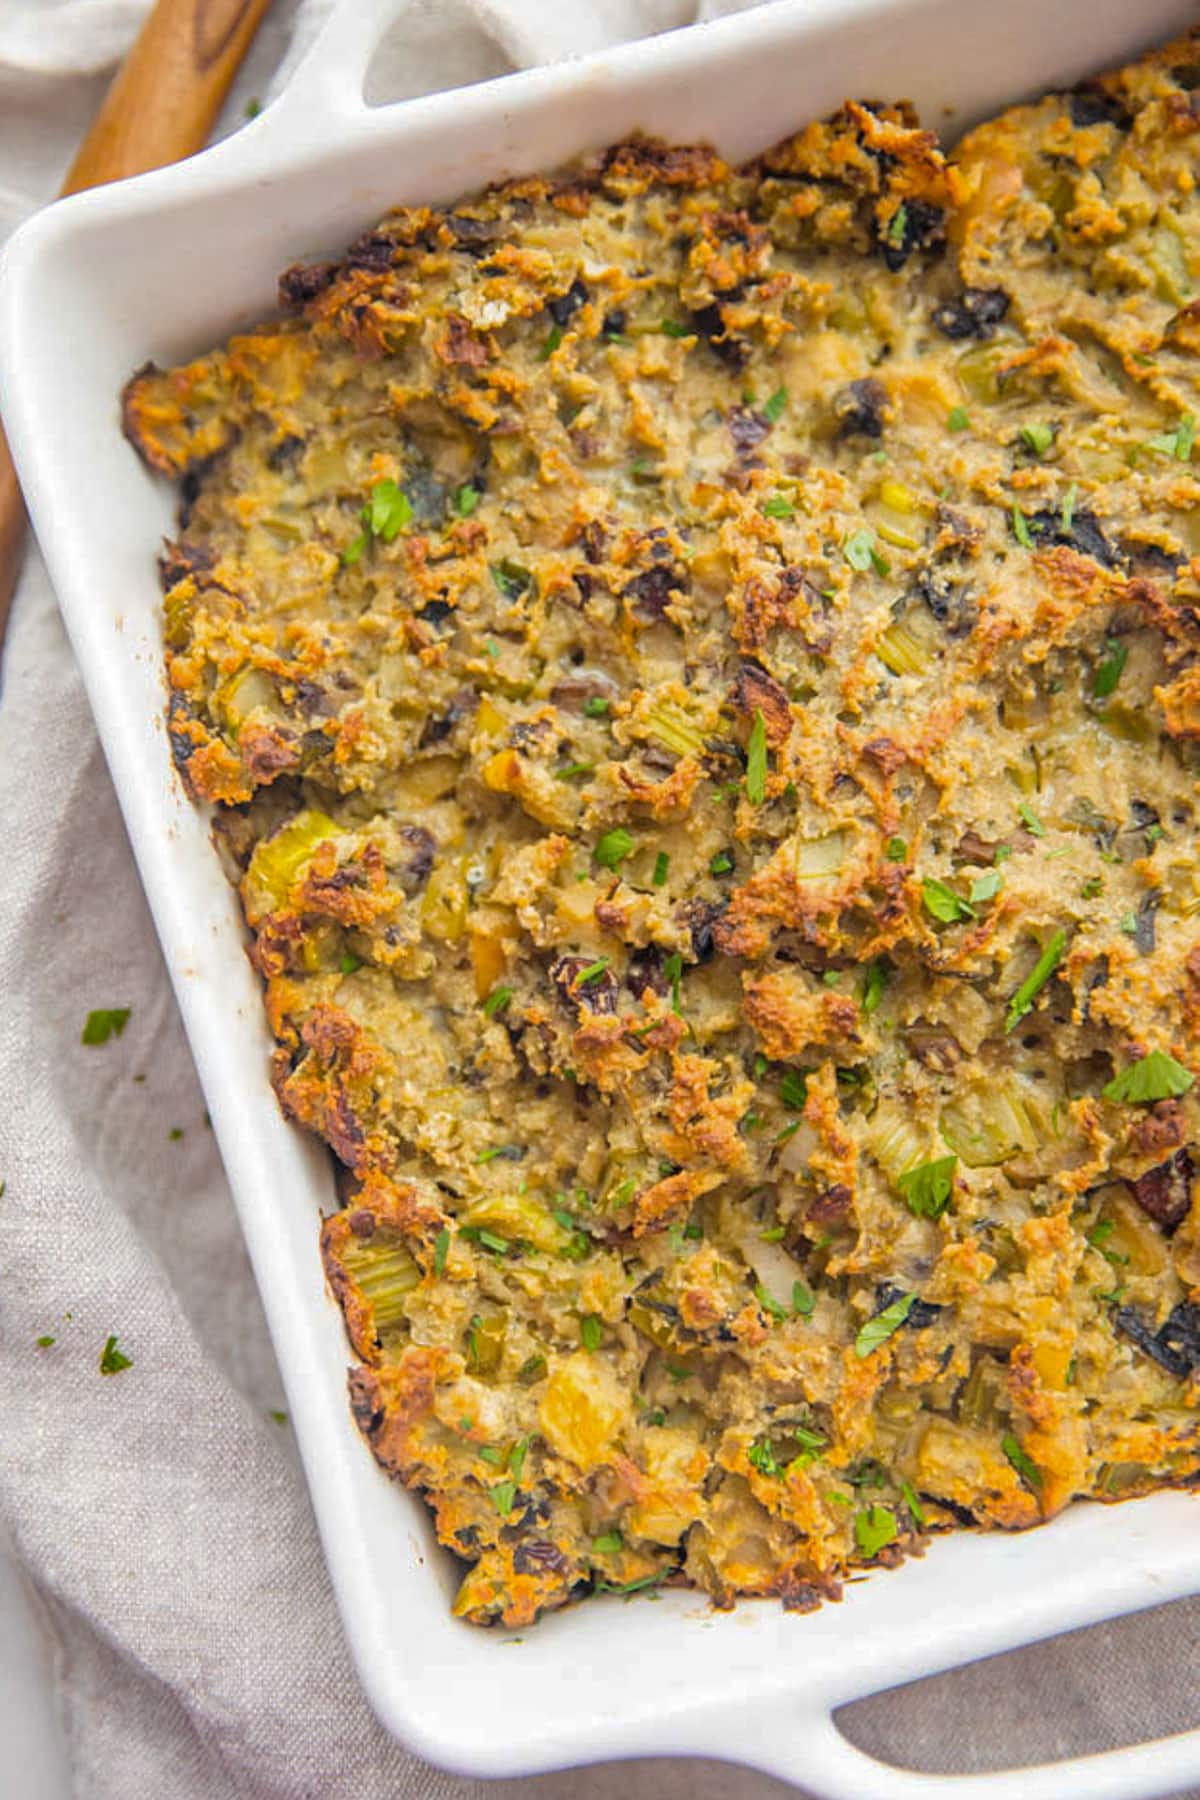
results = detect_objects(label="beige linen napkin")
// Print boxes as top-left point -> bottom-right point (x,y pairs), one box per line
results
0,2 -> 1197,1795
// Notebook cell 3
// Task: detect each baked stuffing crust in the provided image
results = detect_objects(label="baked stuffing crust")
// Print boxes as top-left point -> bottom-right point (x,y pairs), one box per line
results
126,30 -> 1200,1625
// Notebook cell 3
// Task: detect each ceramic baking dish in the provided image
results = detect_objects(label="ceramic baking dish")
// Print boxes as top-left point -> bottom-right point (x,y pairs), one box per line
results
3,0 -> 1200,1791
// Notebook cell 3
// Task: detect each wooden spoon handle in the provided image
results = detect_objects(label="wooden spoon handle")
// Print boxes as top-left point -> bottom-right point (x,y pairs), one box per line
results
0,0 -> 274,643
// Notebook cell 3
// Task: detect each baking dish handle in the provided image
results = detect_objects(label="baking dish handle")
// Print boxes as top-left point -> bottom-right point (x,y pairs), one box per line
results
744,1703 -> 1200,1800
257,0 -> 417,139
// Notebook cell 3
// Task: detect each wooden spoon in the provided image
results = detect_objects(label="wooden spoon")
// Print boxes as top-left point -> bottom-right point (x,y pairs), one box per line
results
0,0 -> 274,647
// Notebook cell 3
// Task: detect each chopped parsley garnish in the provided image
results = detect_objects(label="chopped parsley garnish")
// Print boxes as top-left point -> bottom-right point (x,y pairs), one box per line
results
746,708 -> 768,806
1060,482 -> 1078,532
341,532 -> 366,566
994,843 -> 1013,863
854,1504 -> 897,1557
433,1227 -> 450,1277
583,695 -> 610,717
779,1068 -> 808,1111
1081,876 -> 1103,900
339,952 -> 362,974
509,1438 -> 529,1480
1005,927 -> 1068,1033
710,850 -> 734,876
1011,502 -> 1034,548
491,558 -> 532,600
454,484 -> 480,517
36,1335 -> 55,1349
580,1314 -> 603,1352
1145,412 -> 1196,461
594,827 -> 634,869
1019,422 -> 1055,456
755,1282 -> 788,1323
792,1280 -> 815,1318
479,1445 -> 505,1466
947,406 -> 970,433
577,958 -> 610,985
1092,638 -> 1127,699
663,952 -> 684,1016
81,1008 -> 130,1046
490,1480 -> 517,1515
1102,1049 -> 1194,1105
540,324 -> 563,360
887,203 -> 908,247
759,1224 -> 786,1242
482,984 -> 513,1018
747,1439 -> 781,1477
1001,1433 -> 1042,1491
762,386 -> 788,424
843,528 -> 888,575
1017,800 -> 1046,837
366,479 -> 412,542
556,761 -> 595,781
855,1291 -> 916,1358
99,1335 -> 132,1375
652,851 -> 670,886
897,1154 -> 957,1220
921,877 -> 975,924
595,1573 -> 664,1596
969,870 -> 1004,904
660,319 -> 689,337
861,957 -> 890,1015
900,1480 -> 926,1527
761,493 -> 794,519
593,1531 -> 623,1554
885,835 -> 908,861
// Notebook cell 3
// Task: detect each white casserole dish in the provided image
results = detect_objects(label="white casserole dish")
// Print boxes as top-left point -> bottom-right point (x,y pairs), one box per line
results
2,0 -> 1199,1791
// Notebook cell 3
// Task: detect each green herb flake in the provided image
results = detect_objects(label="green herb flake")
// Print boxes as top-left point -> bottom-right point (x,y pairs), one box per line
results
491,559 -> 532,600
433,1227 -> 450,1278
341,532 -> 367,567
947,406 -> 970,433
854,1504 -> 898,1557
99,1335 -> 132,1376
755,1282 -> 788,1323
779,1068 -> 808,1111
1081,876 -> 1103,900
922,877 -> 975,925
762,386 -> 788,424
747,1439 -> 781,1477
339,952 -> 362,975
1102,1049 -> 1194,1106
540,324 -> 563,361
1017,800 -> 1047,837
900,1480 -> 926,1527
1020,422 -> 1055,457
663,952 -> 684,1016
366,479 -> 413,542
490,1480 -> 518,1515
861,957 -> 890,1015
1001,1432 -> 1042,1491
746,708 -> 768,806
578,958 -> 610,985
454,484 -> 481,517
660,319 -> 689,337
1061,483 -> 1078,532
36,1334 -> 55,1348
887,203 -> 909,247
855,1291 -> 916,1358
244,98 -> 261,119
556,761 -> 595,781
1145,412 -> 1196,461
759,1225 -> 786,1242
593,1532 -> 623,1554
792,1281 -> 816,1319
885,835 -> 908,862
1005,927 -> 1068,1033
897,1154 -> 957,1220
583,695 -> 610,718
595,827 -> 634,870
1011,502 -> 1034,549
81,1008 -> 130,1047
970,870 -> 1004,904
509,1438 -> 529,1481
652,851 -> 671,887
1093,638 -> 1128,699
482,985 -> 513,1018
710,850 -> 734,876
761,493 -> 795,519
478,1445 -> 506,1466
580,1314 -> 603,1352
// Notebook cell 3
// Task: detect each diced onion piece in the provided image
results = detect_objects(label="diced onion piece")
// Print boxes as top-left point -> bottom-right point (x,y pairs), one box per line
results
244,808 -> 340,917
795,829 -> 846,881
